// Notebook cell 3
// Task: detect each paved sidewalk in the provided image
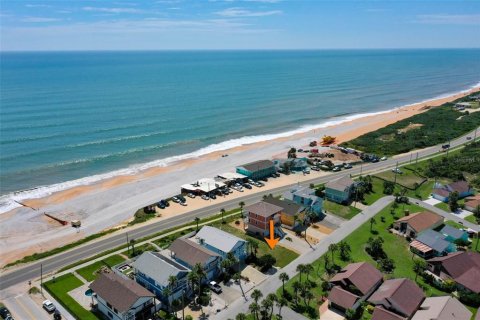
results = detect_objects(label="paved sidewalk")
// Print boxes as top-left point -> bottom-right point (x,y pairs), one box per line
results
213,196 -> 394,319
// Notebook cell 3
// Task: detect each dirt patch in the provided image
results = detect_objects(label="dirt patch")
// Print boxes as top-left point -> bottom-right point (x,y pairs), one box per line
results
397,123 -> 424,134
313,224 -> 334,234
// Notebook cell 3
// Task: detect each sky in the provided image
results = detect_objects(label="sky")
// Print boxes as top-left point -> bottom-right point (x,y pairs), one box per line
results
1,0 -> 479,51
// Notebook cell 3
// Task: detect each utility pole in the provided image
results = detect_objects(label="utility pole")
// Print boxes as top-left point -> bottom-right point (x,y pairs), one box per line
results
415,152 -> 419,165
474,127 -> 478,142
126,232 -> 130,255
40,264 -> 43,296
182,290 -> 185,320
360,163 -> 363,177
446,139 -> 451,158
394,161 -> 399,185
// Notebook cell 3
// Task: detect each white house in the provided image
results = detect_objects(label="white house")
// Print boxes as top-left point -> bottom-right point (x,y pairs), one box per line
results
89,271 -> 156,320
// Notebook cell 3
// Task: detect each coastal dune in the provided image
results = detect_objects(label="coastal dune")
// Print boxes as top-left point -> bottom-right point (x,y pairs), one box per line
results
0,87 -> 478,267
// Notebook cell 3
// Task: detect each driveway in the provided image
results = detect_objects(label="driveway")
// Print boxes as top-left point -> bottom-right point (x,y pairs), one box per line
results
424,197 -> 441,206
3,293 -> 52,320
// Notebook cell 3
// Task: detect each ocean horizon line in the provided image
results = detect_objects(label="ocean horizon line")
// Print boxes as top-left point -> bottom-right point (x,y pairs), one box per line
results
1,80 -> 478,215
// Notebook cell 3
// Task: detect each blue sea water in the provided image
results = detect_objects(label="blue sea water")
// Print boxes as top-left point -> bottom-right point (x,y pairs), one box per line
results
1,49 -> 479,212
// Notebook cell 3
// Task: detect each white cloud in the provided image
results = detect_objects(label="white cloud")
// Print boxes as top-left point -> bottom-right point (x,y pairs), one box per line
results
82,7 -> 145,14
25,4 -> 51,8
215,7 -> 281,17
415,14 -> 480,25
21,17 -> 61,23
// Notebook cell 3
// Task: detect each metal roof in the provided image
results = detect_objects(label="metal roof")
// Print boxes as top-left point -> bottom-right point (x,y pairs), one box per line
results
193,226 -> 246,254
132,251 -> 189,286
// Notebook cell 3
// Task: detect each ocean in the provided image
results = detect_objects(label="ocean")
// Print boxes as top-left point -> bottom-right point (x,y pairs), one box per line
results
1,49 -> 479,212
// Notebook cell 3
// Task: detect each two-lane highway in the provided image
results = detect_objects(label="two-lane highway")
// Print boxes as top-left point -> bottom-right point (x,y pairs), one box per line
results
1,128 -> 477,290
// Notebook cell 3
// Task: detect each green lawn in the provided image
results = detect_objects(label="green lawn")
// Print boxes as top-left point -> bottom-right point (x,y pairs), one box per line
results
121,242 -> 158,258
375,168 -> 426,189
76,255 -> 126,282
464,214 -> 479,225
435,199 -> 466,213
279,201 -> 452,319
217,224 -> 299,268
44,273 -> 99,320
324,200 -> 362,220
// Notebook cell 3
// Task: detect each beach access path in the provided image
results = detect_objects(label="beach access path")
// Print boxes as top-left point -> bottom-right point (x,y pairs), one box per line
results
0,128 -> 477,292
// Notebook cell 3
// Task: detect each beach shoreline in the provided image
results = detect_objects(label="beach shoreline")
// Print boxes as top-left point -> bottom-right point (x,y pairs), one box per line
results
0,86 -> 479,267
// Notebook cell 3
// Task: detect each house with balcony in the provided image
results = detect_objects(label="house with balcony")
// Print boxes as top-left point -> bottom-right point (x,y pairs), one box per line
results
283,186 -> 324,218
245,201 -> 284,237
325,176 -> 355,204
263,196 -> 306,230
132,251 -> 191,306
192,226 -> 247,262
89,271 -> 156,320
169,238 -> 220,281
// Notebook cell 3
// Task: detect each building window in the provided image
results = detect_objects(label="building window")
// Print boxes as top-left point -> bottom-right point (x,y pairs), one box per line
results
107,302 -> 112,309
107,311 -> 113,319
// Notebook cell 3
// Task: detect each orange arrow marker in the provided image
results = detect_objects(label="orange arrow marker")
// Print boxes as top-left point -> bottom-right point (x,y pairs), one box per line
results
265,219 -> 280,250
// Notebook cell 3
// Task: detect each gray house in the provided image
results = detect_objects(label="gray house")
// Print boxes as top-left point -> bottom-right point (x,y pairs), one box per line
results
325,176 -> 355,204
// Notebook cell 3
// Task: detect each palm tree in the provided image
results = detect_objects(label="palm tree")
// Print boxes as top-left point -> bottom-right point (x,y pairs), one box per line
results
292,281 -> 302,305
236,313 -> 247,320
221,258 -> 232,274
304,290 -> 314,306
220,208 -> 226,223
322,255 -> 330,272
338,241 -> 351,261
195,217 -> 200,232
370,217 -> 376,232
276,297 -> 287,317
249,302 -> 260,320
193,263 -> 206,301
304,264 -> 314,281
233,273 -> 246,300
279,272 -> 289,295
328,243 -> 338,265
251,289 -> 263,304
168,275 -> 177,290
239,201 -> 245,219
163,287 -> 172,314
296,264 -> 306,282
248,239 -> 259,258
266,293 -> 277,319
187,272 -> 198,302
261,297 -> 274,320
413,259 -> 427,281
130,239 -> 136,257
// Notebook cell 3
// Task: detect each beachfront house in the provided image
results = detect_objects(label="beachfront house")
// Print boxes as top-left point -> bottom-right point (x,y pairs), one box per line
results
412,296 -> 472,320
245,201 -> 285,237
440,225 -> 469,243
89,271 -> 156,320
169,238 -> 220,281
236,160 -> 276,180
273,157 -> 309,173
132,251 -> 191,305
328,262 -> 383,313
263,196 -> 306,230
325,175 -> 355,204
427,251 -> 480,294
192,226 -> 247,262
431,181 -> 474,203
454,102 -> 471,110
410,229 -> 456,259
283,186 -> 324,217
393,211 -> 444,238
180,178 -> 226,196
368,278 -> 425,319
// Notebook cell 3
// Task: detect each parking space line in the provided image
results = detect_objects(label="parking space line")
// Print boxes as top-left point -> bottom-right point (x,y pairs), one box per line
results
14,295 -> 37,320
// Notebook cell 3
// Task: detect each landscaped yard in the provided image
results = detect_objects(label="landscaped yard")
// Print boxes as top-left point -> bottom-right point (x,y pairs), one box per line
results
278,201 -> 454,319
375,168 -> 426,189
121,242 -> 158,258
465,214 -> 479,225
44,273 -> 99,320
76,254 -> 126,282
323,200 -> 362,220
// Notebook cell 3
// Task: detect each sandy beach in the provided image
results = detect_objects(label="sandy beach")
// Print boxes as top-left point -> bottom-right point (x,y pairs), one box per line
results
0,87 -> 478,267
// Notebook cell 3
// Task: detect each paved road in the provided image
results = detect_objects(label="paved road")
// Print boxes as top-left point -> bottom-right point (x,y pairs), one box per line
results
409,197 -> 480,232
0,129 -> 477,291
213,196 -> 395,319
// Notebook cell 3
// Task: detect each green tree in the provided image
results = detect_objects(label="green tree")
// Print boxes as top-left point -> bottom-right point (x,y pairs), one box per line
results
449,191 -> 460,212
328,243 -> 338,265
366,237 -> 385,260
236,313 -> 247,320
370,217 -> 377,232
239,201 -> 245,219
413,259 -> 427,281
279,272 -> 290,296
292,281 -> 302,305
220,208 -> 226,223
304,264 -> 314,281
276,296 -> 288,317
195,217 -> 200,232
338,241 -> 351,261
251,289 -> 263,304
296,264 -> 307,282
249,302 -> 260,320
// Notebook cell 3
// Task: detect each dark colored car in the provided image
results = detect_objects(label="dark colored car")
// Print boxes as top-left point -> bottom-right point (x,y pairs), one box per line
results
210,193 -> 217,200
157,201 -> 166,209
54,310 -> 62,320
0,307 -> 11,319
243,183 -> 252,189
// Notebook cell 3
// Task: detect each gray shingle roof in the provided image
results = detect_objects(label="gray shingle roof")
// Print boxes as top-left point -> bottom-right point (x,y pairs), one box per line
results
237,160 -> 274,172
263,196 -> 305,216
133,251 -> 189,286
193,226 -> 246,254
89,272 -> 154,313
415,230 -> 450,253
244,201 -> 283,218
440,225 -> 466,239
325,175 -> 354,192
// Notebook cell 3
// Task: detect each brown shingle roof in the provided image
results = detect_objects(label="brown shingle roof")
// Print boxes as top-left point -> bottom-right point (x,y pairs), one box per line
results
368,278 -> 425,317
395,211 -> 443,233
325,175 -> 354,192
465,199 -> 480,209
170,238 -> 219,267
328,286 -> 360,310
89,272 -> 154,313
330,262 -> 383,296
244,201 -> 283,218
372,307 -> 406,320
433,188 -> 451,198
448,181 -> 471,194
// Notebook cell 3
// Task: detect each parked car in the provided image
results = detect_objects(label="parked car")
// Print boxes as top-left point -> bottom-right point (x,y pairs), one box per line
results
0,307 -> 12,319
303,168 -> 310,174
261,177 -> 268,182
178,195 -> 186,202
392,168 -> 403,174
243,183 -> 252,190
43,300 -> 56,313
187,193 -> 196,198
311,166 -> 320,171
209,281 -> 222,294
209,193 -> 217,200
380,156 -> 388,161
54,310 -> 62,320
201,194 -> 209,200
256,182 -> 265,187
332,166 -> 341,172
466,136 -> 472,140
157,202 -> 166,209
171,196 -> 180,203
248,179 -> 255,184
344,163 -> 352,169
